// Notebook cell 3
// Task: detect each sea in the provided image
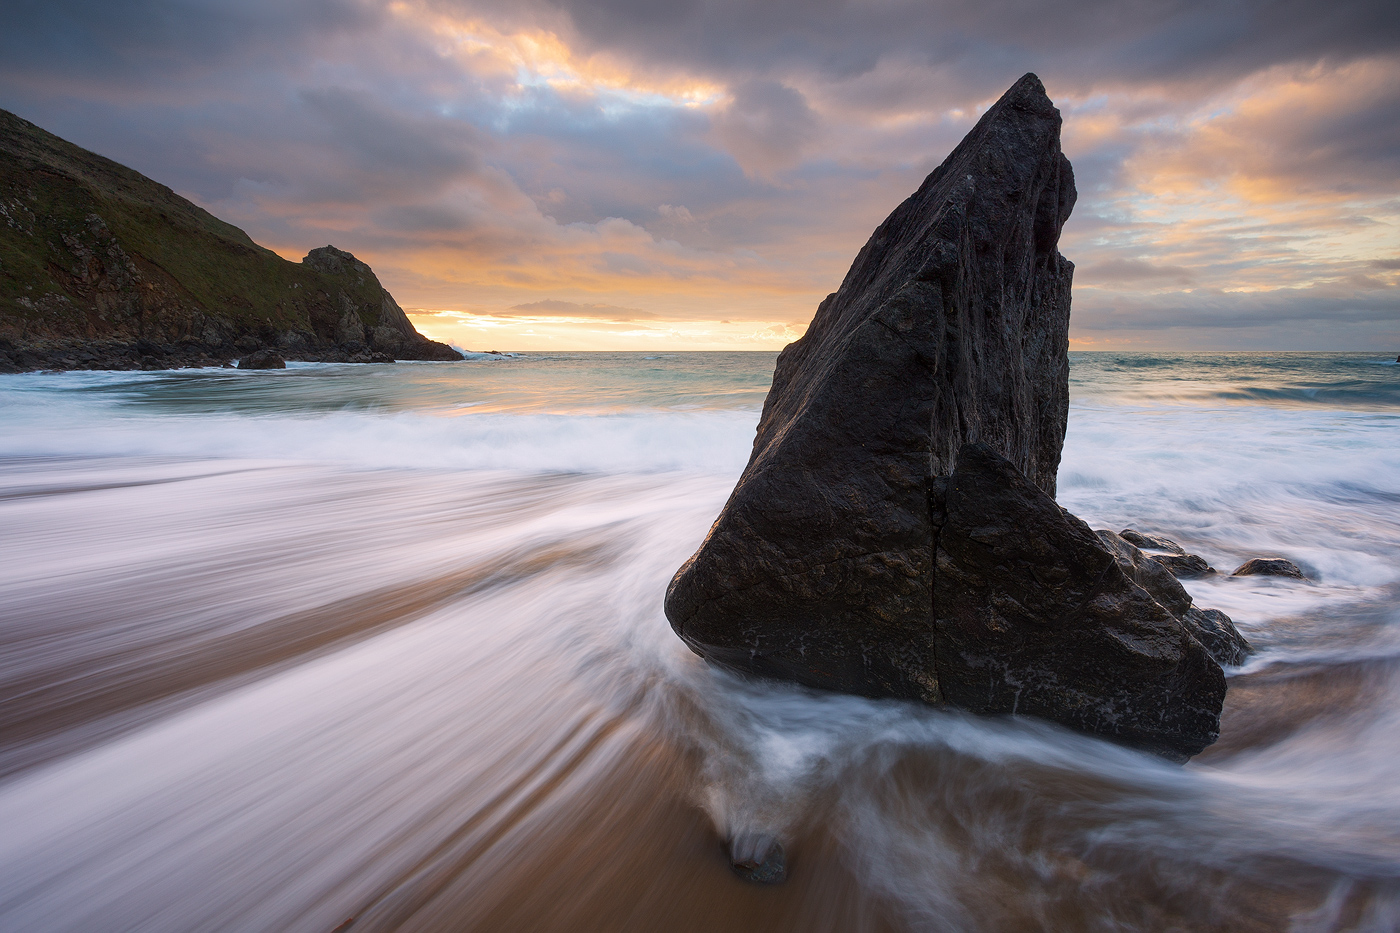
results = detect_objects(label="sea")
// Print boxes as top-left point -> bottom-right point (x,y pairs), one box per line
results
0,350 -> 1397,932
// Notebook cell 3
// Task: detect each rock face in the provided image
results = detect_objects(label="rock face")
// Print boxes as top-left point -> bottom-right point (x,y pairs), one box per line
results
665,74 -> 1247,760
666,73 -> 1076,702
934,446 -> 1231,759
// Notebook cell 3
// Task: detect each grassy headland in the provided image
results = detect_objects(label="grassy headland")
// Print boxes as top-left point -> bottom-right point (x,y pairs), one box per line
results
0,108 -> 460,370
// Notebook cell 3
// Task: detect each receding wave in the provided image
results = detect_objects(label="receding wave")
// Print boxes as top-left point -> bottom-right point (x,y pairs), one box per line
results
2,352 -> 1399,931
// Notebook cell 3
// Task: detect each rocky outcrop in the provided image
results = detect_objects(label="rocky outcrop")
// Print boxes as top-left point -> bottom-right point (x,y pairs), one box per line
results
0,108 -> 462,370
666,73 -> 1076,702
665,74 -> 1247,760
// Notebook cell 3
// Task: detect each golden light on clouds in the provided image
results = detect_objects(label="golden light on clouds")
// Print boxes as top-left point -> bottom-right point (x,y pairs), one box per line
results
391,3 -> 725,107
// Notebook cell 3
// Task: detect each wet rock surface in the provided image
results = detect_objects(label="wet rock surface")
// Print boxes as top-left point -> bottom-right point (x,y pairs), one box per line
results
1153,553 -> 1217,578
666,74 -> 1247,760
1120,529 -> 1185,554
236,349 -> 286,370
935,445 -> 1232,760
1233,558 -> 1306,579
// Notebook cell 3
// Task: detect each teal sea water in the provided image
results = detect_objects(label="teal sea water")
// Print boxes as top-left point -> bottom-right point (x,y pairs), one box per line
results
1,351 -> 1398,931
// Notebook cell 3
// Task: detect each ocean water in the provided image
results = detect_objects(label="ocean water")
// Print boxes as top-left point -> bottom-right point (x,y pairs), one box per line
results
0,351 -> 1397,932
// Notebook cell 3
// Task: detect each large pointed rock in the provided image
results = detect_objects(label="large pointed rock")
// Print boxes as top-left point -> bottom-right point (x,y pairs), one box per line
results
666,73 -> 1076,702
665,74 -> 1248,759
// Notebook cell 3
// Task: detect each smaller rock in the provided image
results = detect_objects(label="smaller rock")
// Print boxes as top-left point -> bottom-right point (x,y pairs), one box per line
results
1152,553 -> 1216,579
1120,529 -> 1185,554
233,335 -> 260,354
237,350 -> 286,370
726,834 -> 786,884
1233,558 -> 1305,579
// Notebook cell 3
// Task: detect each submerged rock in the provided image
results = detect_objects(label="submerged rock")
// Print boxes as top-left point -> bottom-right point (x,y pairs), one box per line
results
1233,558 -> 1306,579
665,73 -> 1247,761
726,834 -> 786,884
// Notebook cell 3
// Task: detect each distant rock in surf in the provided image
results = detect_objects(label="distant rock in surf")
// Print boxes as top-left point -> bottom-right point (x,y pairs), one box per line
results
237,349 -> 286,370
665,74 -> 1247,761
1233,558 -> 1306,579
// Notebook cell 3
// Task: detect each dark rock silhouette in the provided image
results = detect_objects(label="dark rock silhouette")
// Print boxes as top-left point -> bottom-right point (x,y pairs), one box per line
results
665,74 -> 1247,760
667,73 -> 1076,703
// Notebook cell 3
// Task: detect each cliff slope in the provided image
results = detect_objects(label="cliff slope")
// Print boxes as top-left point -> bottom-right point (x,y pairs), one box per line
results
0,108 -> 460,370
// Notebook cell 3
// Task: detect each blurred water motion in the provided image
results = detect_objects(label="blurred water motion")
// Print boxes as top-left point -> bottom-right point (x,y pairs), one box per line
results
1,353 -> 1398,931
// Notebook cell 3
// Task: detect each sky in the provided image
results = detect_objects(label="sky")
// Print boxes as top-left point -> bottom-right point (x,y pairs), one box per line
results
2,0 -> 1397,351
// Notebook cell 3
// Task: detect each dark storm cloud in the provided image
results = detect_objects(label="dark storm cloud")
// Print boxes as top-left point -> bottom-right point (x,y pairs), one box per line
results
297,87 -> 487,199
484,0 -> 1400,92
0,0 -> 378,87
1073,266 -> 1400,349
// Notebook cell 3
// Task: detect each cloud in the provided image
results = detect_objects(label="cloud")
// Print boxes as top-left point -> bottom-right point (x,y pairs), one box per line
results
503,299 -> 658,320
711,79 -> 818,177
1,0 -> 1396,348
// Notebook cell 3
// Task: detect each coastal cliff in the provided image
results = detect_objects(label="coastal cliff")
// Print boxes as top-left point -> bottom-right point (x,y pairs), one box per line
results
0,108 -> 460,371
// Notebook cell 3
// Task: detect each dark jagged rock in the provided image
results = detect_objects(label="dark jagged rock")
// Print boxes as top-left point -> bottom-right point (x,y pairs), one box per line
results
1096,530 -> 1248,666
666,73 -> 1076,703
237,349 -> 286,370
665,74 -> 1245,760
1096,530 -> 1194,617
1117,529 -> 1216,577
935,445 -> 1228,760
1120,529 -> 1185,554
1153,553 -> 1216,578
1233,558 -> 1306,579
